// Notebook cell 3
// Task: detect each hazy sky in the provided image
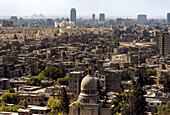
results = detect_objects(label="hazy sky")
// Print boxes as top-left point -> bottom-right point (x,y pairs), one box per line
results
0,0 -> 170,19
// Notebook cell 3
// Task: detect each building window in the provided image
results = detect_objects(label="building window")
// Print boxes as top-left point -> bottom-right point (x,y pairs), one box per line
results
70,79 -> 72,83
70,85 -> 72,89
70,90 -> 72,93
85,91 -> 89,94
157,103 -> 160,105
91,91 -> 95,94
75,90 -> 77,94
34,99 -> 37,101
150,103 -> 153,105
75,85 -> 77,88
75,79 -> 77,83
28,99 -> 30,102
84,99 -> 89,103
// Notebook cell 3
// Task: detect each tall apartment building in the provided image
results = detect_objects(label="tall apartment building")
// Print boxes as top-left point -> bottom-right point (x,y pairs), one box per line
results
167,13 -> 170,23
70,8 -> 76,26
92,13 -> 95,22
99,13 -> 105,22
47,19 -> 54,27
10,16 -> 18,25
159,32 -> 170,57
117,18 -> 123,25
137,14 -> 147,23
69,71 -> 85,95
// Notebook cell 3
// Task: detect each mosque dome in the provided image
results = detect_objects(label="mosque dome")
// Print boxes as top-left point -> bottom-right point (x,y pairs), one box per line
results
81,75 -> 97,91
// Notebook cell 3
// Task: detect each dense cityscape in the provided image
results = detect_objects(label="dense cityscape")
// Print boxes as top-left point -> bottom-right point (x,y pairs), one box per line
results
0,2 -> 170,115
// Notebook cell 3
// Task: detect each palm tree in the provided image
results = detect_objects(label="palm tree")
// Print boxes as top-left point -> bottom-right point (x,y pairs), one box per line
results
73,102 -> 83,115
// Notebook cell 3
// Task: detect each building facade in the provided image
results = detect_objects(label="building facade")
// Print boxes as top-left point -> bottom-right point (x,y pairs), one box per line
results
70,8 -> 76,26
92,13 -> 95,22
99,13 -> 105,22
138,14 -> 147,23
69,71 -> 85,95
167,13 -> 170,23
159,32 -> 170,57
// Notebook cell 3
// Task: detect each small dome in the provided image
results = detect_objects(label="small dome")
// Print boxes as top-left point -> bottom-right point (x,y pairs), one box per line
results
81,75 -> 97,91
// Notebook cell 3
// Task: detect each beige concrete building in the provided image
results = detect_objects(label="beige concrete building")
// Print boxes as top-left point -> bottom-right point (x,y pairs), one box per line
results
69,71 -> 85,95
159,32 -> 170,57
69,75 -> 113,115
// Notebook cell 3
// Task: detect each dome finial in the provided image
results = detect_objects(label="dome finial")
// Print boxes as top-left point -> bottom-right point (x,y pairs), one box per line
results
88,66 -> 92,75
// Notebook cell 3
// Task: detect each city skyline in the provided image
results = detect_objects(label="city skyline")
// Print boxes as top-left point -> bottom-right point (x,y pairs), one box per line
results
0,0 -> 170,19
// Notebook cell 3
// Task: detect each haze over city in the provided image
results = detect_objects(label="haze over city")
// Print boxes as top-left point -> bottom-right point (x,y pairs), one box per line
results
0,0 -> 170,19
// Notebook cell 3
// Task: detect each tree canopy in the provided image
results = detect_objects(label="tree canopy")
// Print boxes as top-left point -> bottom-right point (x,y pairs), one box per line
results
55,73 -> 69,85
1,92 -> 15,103
60,87 -> 70,114
26,77 -> 41,86
159,72 -> 170,93
38,67 -> 63,80
47,97 -> 61,115
9,88 -> 15,93
0,104 -> 25,112
97,79 -> 104,100
157,101 -> 170,115
110,79 -> 146,115
146,69 -> 155,77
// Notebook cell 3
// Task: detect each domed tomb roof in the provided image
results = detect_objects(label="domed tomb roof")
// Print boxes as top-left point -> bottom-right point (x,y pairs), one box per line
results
81,75 -> 97,91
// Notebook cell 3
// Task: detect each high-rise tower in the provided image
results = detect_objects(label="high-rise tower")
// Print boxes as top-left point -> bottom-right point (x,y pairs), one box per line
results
99,13 -> 105,22
167,13 -> 170,23
159,32 -> 170,57
70,8 -> 76,26
92,13 -> 95,22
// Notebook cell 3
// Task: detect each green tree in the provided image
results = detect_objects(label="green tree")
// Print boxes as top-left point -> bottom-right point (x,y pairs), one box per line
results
159,72 -> 170,93
0,105 -> 11,112
47,97 -> 61,115
110,79 -> 146,115
9,88 -> 15,93
122,80 -> 146,115
55,74 -> 69,85
114,42 -> 120,48
157,101 -> 170,115
12,105 -> 25,112
146,69 -> 155,77
0,99 -> 5,106
38,67 -> 63,80
1,92 -> 15,103
26,77 -> 41,86
109,92 -> 128,114
97,79 -> 104,100
0,105 -> 25,112
60,87 -> 70,114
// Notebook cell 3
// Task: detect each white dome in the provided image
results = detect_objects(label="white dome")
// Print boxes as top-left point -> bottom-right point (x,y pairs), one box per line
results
81,75 -> 97,91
